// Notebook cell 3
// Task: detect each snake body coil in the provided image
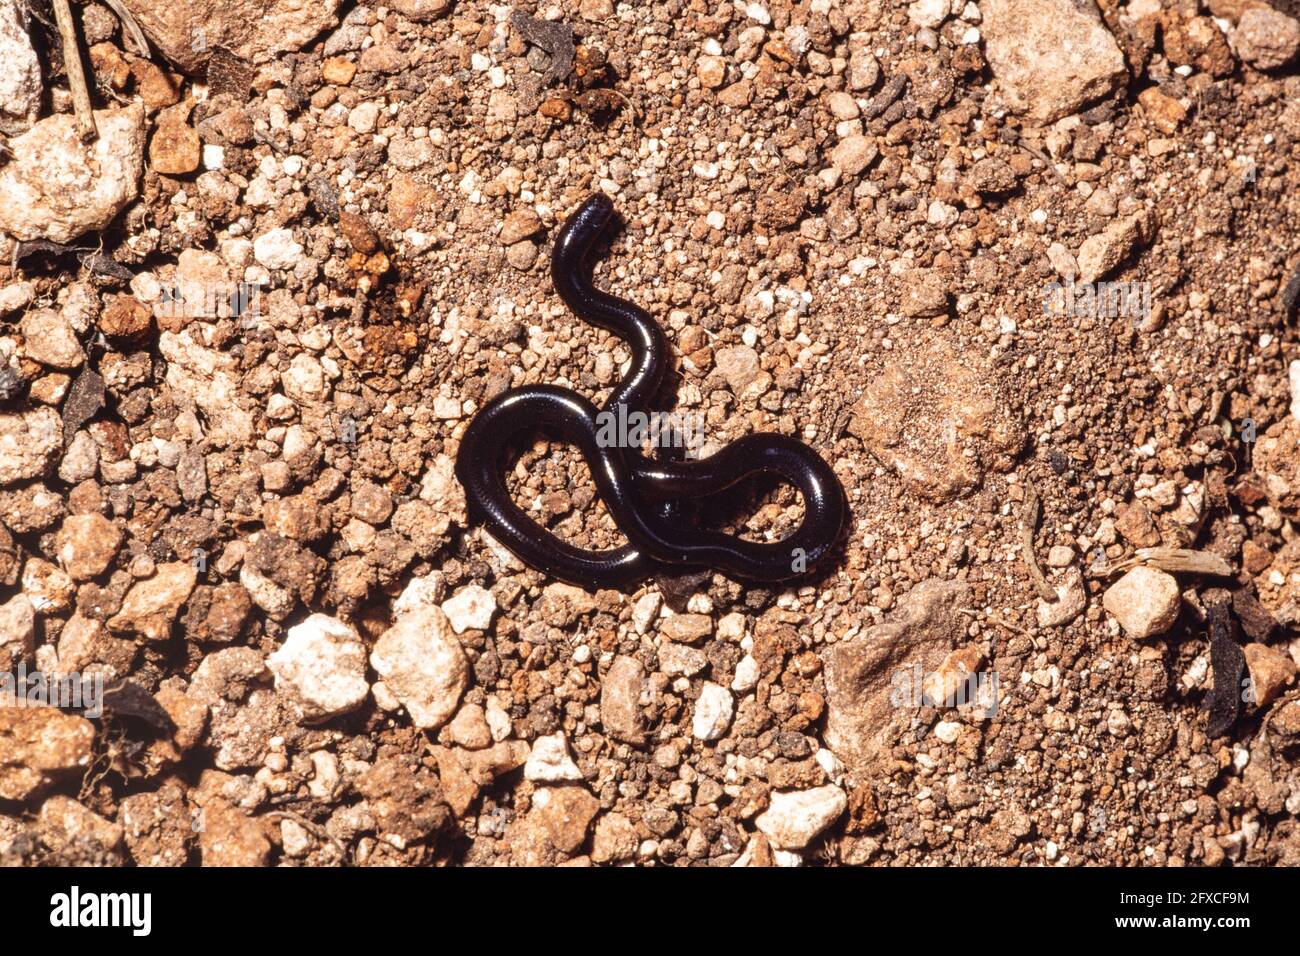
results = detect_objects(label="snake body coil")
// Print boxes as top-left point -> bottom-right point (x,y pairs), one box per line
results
455,193 -> 845,590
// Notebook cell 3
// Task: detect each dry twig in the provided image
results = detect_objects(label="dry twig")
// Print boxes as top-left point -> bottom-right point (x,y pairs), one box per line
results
1020,481 -> 1056,602
52,0 -> 97,141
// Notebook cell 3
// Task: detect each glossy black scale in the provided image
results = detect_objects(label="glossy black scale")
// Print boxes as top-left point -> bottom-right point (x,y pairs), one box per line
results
455,193 -> 845,590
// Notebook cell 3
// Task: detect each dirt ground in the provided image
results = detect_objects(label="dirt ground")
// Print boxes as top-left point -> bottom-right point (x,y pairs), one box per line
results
2,0 -> 1300,867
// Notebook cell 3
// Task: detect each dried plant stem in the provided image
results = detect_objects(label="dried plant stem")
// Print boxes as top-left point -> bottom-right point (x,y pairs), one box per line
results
52,0 -> 97,142
1021,481 -> 1056,602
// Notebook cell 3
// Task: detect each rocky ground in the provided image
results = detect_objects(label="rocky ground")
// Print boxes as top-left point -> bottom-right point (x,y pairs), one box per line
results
1,0 -> 1300,867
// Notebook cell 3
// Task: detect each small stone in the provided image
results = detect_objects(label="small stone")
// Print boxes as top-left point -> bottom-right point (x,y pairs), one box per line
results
1137,87 -> 1187,134
253,228 -> 304,270
1046,242 -> 1079,280
106,561 -> 196,641
21,310 -> 84,369
829,134 -> 878,177
600,655 -> 647,744
697,54 -> 726,88
0,281 -> 34,315
591,811 -> 638,863
1244,643 -> 1296,710
660,612 -> 713,643
441,584 -> 497,633
1047,545 -> 1075,567
99,295 -> 153,343
0,104 -> 145,243
659,643 -> 709,676
149,109 -> 201,175
130,60 -> 179,110
447,703 -> 492,749
0,708 -> 95,801
908,0 -> 950,28
1077,211 -> 1155,285
499,208 -> 543,245
531,785 -> 600,854
525,732 -> 584,783
22,558 -> 76,613
901,269 -> 949,317
197,798 -> 271,867
579,0 -> 614,18
848,335 -> 1021,502
538,97 -> 572,121
55,513 -> 123,581
692,681 -> 734,741
1114,501 -> 1161,547
38,795 -> 124,855
0,407 -> 62,485
369,607 -> 469,731
390,0 -> 451,21
732,654 -> 761,692
0,1 -> 40,133
713,345 -> 763,396
630,591 -> 662,634
0,594 -> 35,670
934,720 -> 963,743
267,614 -> 369,721
322,57 -> 357,85
506,239 -> 538,270
755,785 -> 847,849
1036,567 -> 1087,628
1102,566 -> 1181,639
1234,7 -> 1300,70
981,0 -> 1127,123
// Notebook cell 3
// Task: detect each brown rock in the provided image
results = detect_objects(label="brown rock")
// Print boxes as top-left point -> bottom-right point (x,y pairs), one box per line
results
446,703 -> 492,750
538,97 -> 572,120
697,55 -> 726,88
600,655 -> 647,744
431,741 -> 529,815
1114,501 -> 1161,548
823,579 -> 970,767
531,785 -> 600,854
1244,643 -> 1296,710
660,613 -> 713,643
37,796 -> 124,856
981,0 -> 1127,122
0,708 -> 96,801
1235,7 -> 1300,69
0,594 -> 35,671
1255,417 -> 1300,513
356,757 -> 451,845
119,782 -> 192,866
321,56 -> 357,85
55,512 -> 123,581
100,294 -> 154,343
500,208 -> 543,245
150,104 -> 201,175
591,811 -> 638,863
131,59 -> 181,109
849,333 -> 1021,502
1162,12 -> 1237,77
117,0 -> 343,75
196,798 -> 270,866
1137,87 -> 1187,134
107,561 -> 198,641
